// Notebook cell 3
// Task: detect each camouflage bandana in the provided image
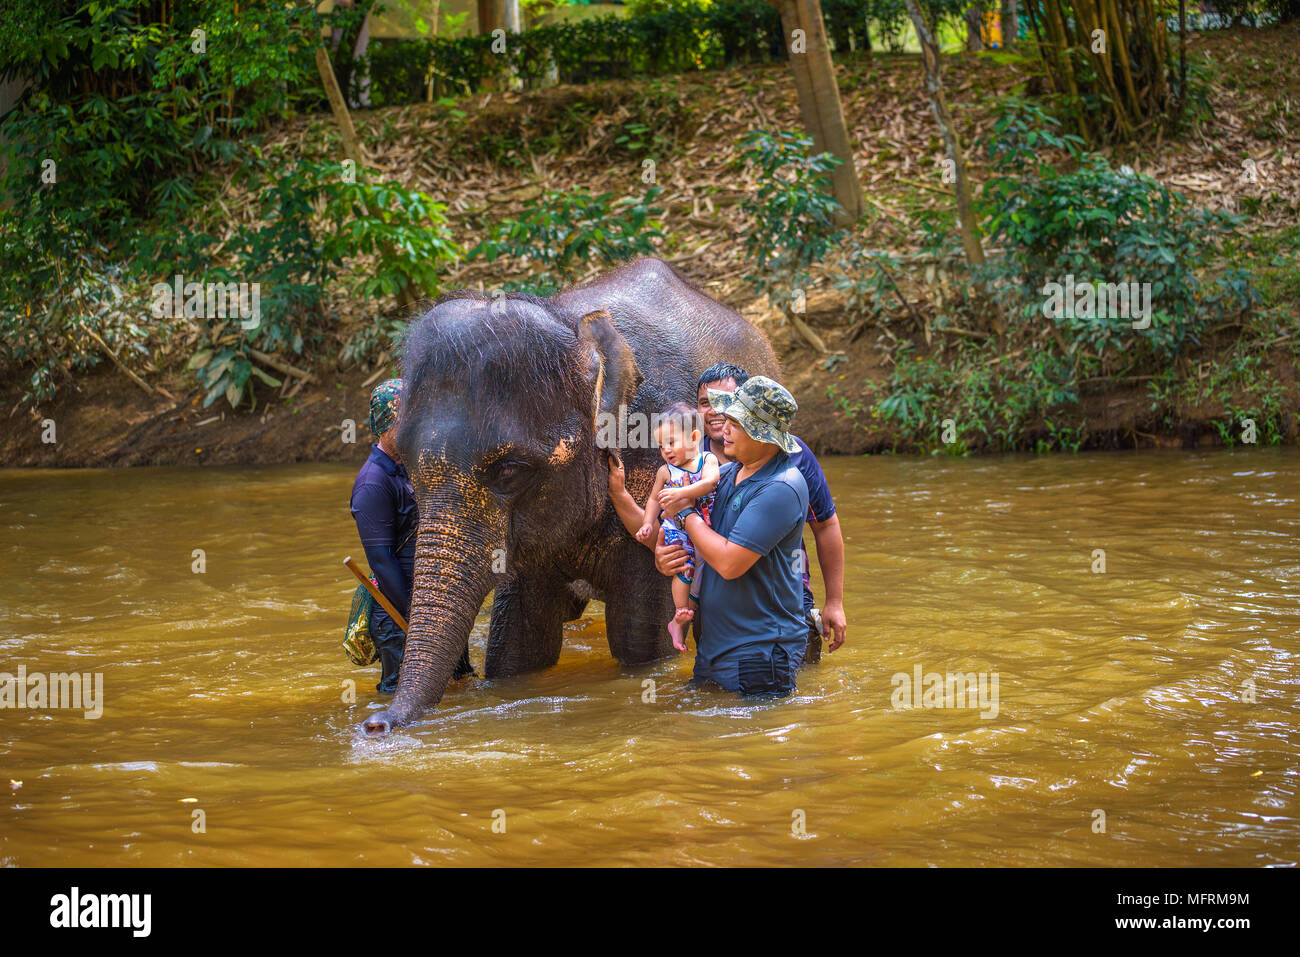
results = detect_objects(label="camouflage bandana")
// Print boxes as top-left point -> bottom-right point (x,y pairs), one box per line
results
706,375 -> 800,454
368,378 -> 404,437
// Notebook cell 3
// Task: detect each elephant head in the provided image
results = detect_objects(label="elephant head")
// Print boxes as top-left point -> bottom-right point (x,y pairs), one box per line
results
363,292 -> 641,733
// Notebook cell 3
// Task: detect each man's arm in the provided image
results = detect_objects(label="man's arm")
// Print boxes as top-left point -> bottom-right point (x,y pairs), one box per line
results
607,453 -> 647,540
680,480 -> 802,581
791,438 -> 847,651
678,512 -> 761,580
809,513 -> 847,651
362,541 -> 412,620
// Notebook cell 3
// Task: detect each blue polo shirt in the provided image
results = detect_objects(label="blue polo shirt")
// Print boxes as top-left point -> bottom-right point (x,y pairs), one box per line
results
350,444 -> 418,622
702,433 -> 834,610
695,452 -> 809,663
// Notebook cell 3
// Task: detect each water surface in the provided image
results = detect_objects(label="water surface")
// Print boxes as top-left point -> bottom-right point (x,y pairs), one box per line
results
1,450 -> 1297,865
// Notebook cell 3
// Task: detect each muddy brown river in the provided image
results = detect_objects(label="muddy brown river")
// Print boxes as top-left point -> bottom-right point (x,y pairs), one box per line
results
2,450 -> 1297,866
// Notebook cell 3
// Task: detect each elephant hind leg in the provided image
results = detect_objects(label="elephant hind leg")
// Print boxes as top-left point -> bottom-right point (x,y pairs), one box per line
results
485,573 -> 572,679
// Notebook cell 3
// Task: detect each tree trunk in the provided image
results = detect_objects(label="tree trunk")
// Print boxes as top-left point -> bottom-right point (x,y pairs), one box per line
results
503,0 -> 521,32
477,0 -> 502,34
772,0 -> 865,224
350,8 -> 372,108
1001,0 -> 1018,44
425,0 -> 442,102
315,46 -> 365,169
902,0 -> 987,275
966,8 -> 984,51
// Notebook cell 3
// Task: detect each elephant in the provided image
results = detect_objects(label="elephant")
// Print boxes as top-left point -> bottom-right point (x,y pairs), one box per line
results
363,257 -> 779,733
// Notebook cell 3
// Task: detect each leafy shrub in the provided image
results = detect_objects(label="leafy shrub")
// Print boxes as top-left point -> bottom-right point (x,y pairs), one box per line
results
469,186 -> 665,294
868,342 -> 1084,453
189,162 -> 461,408
855,97 -> 1267,452
739,130 -> 845,315
1149,351 -> 1289,446
0,0 -> 363,405
979,99 -> 1256,361
0,218 -> 164,404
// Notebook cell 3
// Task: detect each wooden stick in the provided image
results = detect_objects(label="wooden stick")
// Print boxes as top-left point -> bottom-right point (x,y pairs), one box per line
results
343,556 -> 409,633
249,348 -> 314,383
86,329 -> 154,396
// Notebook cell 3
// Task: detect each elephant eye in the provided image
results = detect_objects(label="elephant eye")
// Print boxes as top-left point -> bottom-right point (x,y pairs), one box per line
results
488,459 -> 535,495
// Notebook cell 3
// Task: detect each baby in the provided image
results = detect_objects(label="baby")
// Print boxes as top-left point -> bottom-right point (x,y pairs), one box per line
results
635,403 -> 720,651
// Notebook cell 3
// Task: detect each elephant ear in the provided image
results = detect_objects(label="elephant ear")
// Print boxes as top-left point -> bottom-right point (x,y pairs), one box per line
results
576,308 -> 642,446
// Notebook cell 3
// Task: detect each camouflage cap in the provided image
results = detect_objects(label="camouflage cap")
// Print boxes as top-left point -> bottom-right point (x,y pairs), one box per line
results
368,378 -> 403,437
706,375 -> 800,454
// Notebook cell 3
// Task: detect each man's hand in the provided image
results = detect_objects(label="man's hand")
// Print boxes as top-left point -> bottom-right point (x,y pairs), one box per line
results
657,485 -> 691,515
607,452 -> 627,496
654,525 -> 690,578
821,598 -> 847,652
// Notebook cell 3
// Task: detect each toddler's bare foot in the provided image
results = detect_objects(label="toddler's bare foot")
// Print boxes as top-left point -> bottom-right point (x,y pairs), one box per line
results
668,606 -> 694,652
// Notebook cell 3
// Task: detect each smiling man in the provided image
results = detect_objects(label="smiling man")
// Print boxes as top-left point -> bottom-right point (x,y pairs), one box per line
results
660,362 -> 847,660
668,376 -> 810,694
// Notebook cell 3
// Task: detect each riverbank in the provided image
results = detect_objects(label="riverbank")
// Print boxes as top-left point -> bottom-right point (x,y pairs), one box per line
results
3,313 -> 1295,467
3,24 -> 1298,467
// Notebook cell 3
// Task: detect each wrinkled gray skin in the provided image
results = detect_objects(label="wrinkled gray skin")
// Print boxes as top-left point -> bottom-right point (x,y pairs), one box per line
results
364,258 -> 779,733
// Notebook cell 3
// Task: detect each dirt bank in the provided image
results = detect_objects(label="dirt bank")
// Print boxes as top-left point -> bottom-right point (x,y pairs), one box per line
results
3,293 -> 1294,469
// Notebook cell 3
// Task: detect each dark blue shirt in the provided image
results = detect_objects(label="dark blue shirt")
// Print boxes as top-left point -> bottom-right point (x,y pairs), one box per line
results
695,453 -> 810,663
703,433 -> 834,610
350,444 -> 418,623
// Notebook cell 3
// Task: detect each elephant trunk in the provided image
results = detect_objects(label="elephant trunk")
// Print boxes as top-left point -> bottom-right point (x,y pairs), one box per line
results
364,481 -> 501,734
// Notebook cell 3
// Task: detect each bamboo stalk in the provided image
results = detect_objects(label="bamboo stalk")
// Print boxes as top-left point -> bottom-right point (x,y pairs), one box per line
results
1105,0 -> 1143,124
1043,0 -> 1091,143
903,0 -> 986,271
1078,0 -> 1133,138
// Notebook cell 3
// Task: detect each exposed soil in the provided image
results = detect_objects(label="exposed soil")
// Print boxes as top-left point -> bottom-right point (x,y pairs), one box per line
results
5,297 -> 1294,468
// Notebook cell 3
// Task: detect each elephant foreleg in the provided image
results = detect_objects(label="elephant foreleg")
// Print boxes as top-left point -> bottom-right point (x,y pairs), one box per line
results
485,573 -> 573,678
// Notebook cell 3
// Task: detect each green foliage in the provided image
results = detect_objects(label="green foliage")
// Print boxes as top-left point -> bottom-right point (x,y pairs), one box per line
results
854,96 -> 1272,454
739,130 -> 846,314
0,0 -> 325,246
868,342 -> 1085,453
977,99 -> 1257,361
0,220 -> 164,404
1149,351 -> 1288,447
0,0 -> 361,404
832,246 -> 906,323
190,161 -> 460,409
469,187 -> 665,294
359,0 -> 915,101
0,0 -> 455,407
